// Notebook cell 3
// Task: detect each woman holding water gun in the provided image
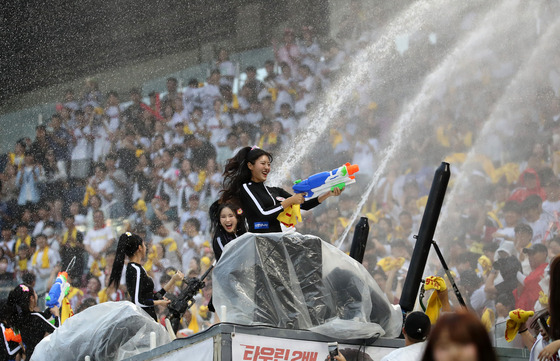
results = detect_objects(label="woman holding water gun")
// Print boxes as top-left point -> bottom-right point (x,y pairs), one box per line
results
108,232 -> 184,321
4,283 -> 59,358
220,146 -> 343,233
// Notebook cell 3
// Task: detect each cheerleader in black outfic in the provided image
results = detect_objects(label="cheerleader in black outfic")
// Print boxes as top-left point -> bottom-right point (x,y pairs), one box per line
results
220,146 -> 343,233
209,201 -> 247,261
4,283 -> 59,358
0,299 -> 22,361
108,232 -> 184,321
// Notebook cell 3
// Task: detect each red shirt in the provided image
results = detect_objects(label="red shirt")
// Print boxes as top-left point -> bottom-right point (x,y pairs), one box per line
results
514,262 -> 548,311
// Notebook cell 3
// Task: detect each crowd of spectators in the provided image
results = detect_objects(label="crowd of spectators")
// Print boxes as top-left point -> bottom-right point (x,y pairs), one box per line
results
0,0 -> 560,341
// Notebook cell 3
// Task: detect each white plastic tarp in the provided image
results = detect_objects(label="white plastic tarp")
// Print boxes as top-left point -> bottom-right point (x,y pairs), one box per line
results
31,301 -> 171,361
212,232 -> 402,339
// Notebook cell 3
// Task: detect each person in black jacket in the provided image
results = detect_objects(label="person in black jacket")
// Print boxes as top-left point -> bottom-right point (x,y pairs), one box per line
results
220,146 -> 343,233
108,232 -> 184,321
4,283 -> 59,358
209,201 -> 247,261
0,299 -> 22,361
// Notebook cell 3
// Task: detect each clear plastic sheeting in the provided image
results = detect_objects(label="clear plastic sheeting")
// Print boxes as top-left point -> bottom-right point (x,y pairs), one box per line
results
31,301 -> 171,361
213,232 -> 403,339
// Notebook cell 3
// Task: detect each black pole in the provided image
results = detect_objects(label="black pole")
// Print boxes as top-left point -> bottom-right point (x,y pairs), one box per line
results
399,162 -> 450,313
349,217 -> 369,263
431,241 -> 466,308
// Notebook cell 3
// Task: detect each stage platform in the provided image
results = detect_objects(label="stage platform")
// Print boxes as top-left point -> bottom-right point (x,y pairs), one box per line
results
124,322 -> 530,361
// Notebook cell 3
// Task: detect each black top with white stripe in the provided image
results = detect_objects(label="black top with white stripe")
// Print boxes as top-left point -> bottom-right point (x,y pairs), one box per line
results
126,262 -> 166,321
1,323 -> 21,361
240,182 -> 320,233
20,309 -> 59,357
212,228 -> 239,261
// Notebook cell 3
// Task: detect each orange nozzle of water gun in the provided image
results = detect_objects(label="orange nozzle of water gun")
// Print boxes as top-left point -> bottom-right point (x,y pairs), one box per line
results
345,163 -> 359,175
58,271 -> 69,279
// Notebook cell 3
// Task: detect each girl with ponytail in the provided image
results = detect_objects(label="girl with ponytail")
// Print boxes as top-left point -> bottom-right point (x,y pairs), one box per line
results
5,283 -> 59,358
220,146 -> 343,233
108,232 -> 184,321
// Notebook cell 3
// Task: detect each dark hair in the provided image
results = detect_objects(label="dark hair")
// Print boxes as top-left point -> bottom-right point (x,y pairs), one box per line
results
159,193 -> 170,203
522,194 -> 543,211
185,218 -> 201,232
108,233 -> 144,289
514,223 -> 533,237
220,146 -> 273,204
209,200 -> 247,236
549,256 -> 560,340
371,268 -> 387,280
95,163 -> 107,173
150,219 -> 164,233
21,271 -> 36,286
159,272 -> 172,286
107,90 -> 119,98
5,283 -> 35,332
421,311 -> 497,361
76,298 -> 97,314
503,200 -> 521,214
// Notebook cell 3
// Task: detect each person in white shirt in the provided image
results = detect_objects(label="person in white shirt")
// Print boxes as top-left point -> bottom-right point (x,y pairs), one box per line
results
171,122 -> 186,146
32,204 -> 51,238
522,195 -> 551,244
245,99 -> 264,127
298,25 -> 321,73
493,201 -> 522,243
170,97 -> 190,128
215,48 -> 236,86
187,107 -> 210,141
151,219 -> 183,270
30,233 -> 60,297
84,210 -> 115,268
275,103 -> 297,138
207,98 -> 233,147
294,64 -> 316,115
156,149 -> 179,210
183,78 -> 201,114
543,179 -> 560,218
334,312 -> 431,361
89,163 -> 115,212
380,311 -> 431,361
70,110 -> 93,180
200,70 -> 221,112
274,62 -> 296,114
179,194 -> 208,235
181,218 -> 207,274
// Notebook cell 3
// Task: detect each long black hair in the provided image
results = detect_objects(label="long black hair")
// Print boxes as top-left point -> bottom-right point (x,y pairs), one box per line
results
108,232 -> 144,290
209,200 -> 247,236
5,283 -> 35,332
220,146 -> 273,204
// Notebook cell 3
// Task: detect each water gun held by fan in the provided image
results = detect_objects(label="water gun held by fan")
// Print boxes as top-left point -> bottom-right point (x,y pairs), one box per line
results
45,256 -> 75,309
45,271 -> 71,308
292,163 -> 360,198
